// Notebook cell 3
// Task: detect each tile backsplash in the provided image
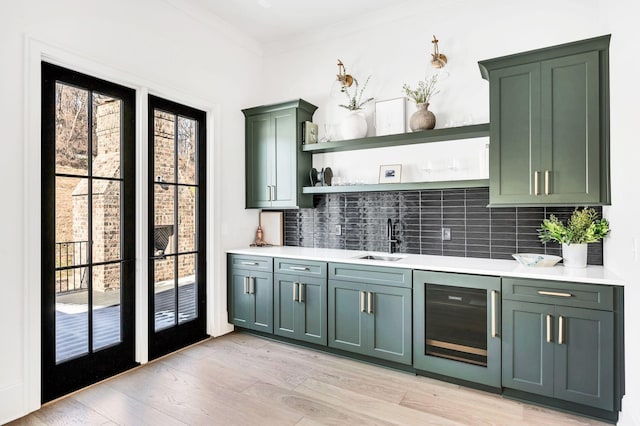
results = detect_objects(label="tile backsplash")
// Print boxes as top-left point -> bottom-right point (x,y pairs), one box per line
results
283,187 -> 603,265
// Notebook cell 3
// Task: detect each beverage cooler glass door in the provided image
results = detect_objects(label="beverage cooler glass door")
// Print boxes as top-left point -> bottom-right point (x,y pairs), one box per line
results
413,271 -> 502,388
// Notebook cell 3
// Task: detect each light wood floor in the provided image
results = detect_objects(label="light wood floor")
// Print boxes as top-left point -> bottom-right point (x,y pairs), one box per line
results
10,332 -> 607,426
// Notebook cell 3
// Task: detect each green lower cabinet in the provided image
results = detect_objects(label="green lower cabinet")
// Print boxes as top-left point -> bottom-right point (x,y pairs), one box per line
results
274,273 -> 327,345
229,268 -> 273,333
328,279 -> 412,365
502,300 -> 613,411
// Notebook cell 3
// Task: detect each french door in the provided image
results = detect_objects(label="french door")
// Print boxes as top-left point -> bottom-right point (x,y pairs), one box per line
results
41,62 -> 137,402
148,95 -> 207,360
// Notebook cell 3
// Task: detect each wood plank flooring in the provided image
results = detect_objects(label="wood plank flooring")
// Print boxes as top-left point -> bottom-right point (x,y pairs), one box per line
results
10,332 -> 607,425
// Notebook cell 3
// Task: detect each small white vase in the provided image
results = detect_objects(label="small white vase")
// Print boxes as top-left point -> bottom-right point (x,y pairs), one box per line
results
562,243 -> 588,268
341,111 -> 367,140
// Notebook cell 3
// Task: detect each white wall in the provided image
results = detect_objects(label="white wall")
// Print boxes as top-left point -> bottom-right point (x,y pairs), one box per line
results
0,0 -> 263,422
262,0 -> 639,424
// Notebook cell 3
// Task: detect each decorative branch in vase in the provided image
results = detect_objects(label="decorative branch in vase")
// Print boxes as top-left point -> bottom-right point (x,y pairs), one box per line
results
402,74 -> 439,132
339,75 -> 373,140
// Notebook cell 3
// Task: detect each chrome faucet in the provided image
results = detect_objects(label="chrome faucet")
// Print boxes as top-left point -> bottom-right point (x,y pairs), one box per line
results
387,218 -> 398,254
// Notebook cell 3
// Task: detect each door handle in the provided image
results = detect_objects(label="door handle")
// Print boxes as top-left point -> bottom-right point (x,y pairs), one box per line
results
243,276 -> 248,294
558,315 -> 565,345
546,314 -> 553,343
266,186 -> 271,201
367,292 -> 373,314
534,171 -> 540,196
360,291 -> 366,313
544,170 -> 550,195
249,277 -> 255,295
270,185 -> 276,201
299,283 -> 305,303
292,282 -> 298,301
491,290 -> 498,338
537,290 -> 573,298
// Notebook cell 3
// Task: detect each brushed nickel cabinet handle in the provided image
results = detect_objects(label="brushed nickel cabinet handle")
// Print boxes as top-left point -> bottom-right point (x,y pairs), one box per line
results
299,283 -> 305,303
491,290 -> 498,338
271,185 -> 276,201
545,170 -> 550,195
243,276 -> 248,294
293,282 -> 298,301
266,186 -> 271,201
558,316 -> 565,345
241,261 -> 258,266
534,171 -> 540,196
538,290 -> 573,298
289,266 -> 309,271
367,292 -> 373,314
249,277 -> 255,295
546,314 -> 552,343
360,291 -> 366,313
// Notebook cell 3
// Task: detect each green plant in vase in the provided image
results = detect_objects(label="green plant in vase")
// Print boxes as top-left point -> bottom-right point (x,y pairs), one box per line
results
402,74 -> 439,131
338,75 -> 373,140
538,207 -> 610,268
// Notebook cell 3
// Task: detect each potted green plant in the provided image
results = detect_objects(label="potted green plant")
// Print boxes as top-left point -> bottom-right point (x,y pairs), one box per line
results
538,207 -> 610,268
339,76 -> 373,140
402,74 -> 439,131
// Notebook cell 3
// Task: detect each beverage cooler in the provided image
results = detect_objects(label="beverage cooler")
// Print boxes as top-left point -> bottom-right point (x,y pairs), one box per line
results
413,270 -> 501,388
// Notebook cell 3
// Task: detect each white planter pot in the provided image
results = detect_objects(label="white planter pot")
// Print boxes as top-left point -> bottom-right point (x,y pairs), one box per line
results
340,111 -> 367,140
562,243 -> 588,268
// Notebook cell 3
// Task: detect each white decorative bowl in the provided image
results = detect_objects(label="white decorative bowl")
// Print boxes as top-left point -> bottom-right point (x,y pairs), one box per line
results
512,253 -> 562,268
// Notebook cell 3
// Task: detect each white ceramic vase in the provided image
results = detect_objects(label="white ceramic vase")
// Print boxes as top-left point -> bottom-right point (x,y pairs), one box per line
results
562,243 -> 588,268
341,111 -> 367,140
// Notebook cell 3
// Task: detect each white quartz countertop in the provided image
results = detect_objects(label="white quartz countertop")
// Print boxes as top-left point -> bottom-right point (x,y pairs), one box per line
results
227,246 -> 625,286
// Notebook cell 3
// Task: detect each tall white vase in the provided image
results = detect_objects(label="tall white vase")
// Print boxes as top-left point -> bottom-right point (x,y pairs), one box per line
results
562,243 -> 588,268
341,111 -> 367,140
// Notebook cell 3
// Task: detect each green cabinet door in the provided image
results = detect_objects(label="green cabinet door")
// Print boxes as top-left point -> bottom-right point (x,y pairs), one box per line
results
554,306 -> 614,411
368,283 -> 412,365
488,62 -> 541,205
328,280 -> 367,355
502,300 -> 555,397
245,113 -> 273,209
243,100 -> 317,209
274,273 -> 327,345
228,268 -> 273,333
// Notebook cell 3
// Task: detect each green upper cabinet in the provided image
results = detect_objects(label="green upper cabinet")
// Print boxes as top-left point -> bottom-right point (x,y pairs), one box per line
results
479,35 -> 610,206
243,99 -> 318,209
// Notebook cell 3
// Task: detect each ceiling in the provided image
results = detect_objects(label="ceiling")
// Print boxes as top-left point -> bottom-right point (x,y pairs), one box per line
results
187,0 -> 400,45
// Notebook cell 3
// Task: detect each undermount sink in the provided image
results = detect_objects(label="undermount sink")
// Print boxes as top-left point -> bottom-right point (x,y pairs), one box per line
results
355,254 -> 405,262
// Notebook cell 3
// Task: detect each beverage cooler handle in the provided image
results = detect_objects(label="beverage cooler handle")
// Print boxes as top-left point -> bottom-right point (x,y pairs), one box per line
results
490,290 -> 498,338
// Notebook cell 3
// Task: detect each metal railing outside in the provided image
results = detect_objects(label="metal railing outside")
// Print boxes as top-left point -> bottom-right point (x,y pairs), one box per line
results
55,241 -> 88,294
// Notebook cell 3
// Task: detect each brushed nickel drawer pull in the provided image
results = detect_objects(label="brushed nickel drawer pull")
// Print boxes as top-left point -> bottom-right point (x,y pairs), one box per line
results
243,276 -> 248,294
367,292 -> 373,314
538,290 -> 573,298
241,261 -> 258,266
271,185 -> 276,201
360,291 -> 366,313
293,282 -> 298,301
289,266 -> 310,271
534,171 -> 540,196
545,170 -> 550,195
299,283 -> 305,303
558,315 -> 565,345
249,277 -> 255,295
546,314 -> 552,343
491,290 -> 498,338
266,186 -> 271,201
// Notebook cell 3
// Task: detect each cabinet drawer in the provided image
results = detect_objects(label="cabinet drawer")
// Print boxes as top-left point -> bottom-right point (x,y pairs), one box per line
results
503,277 -> 613,311
329,262 -> 411,288
275,258 -> 327,278
229,254 -> 273,272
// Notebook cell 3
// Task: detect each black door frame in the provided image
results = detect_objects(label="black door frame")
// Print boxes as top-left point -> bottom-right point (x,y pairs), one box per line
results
41,62 -> 137,402
148,94 -> 207,360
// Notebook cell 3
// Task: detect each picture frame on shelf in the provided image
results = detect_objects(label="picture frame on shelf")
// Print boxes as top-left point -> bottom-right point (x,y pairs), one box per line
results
303,121 -> 318,144
379,164 -> 402,183
375,97 -> 406,136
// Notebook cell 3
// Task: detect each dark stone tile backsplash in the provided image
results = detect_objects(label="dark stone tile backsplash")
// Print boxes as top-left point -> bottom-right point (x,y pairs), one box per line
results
283,187 -> 603,265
